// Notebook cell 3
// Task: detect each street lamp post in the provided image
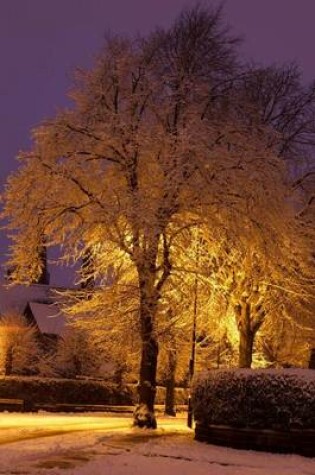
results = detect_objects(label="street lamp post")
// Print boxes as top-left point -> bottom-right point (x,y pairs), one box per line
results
187,239 -> 200,428
187,292 -> 197,428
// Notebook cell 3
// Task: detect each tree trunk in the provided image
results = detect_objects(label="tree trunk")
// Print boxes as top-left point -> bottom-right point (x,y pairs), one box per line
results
133,266 -> 159,429
164,346 -> 177,416
236,299 -> 256,369
134,335 -> 159,428
5,346 -> 13,376
239,329 -> 254,368
36,242 -> 50,285
133,226 -> 172,428
309,348 -> 315,369
73,355 -> 82,377
236,296 -> 265,368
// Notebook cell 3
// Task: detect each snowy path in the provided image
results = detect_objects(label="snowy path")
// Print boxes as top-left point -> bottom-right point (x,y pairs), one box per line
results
0,413 -> 131,445
0,413 -> 313,474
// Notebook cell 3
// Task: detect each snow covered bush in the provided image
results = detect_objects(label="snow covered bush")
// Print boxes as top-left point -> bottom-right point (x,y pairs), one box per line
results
192,369 -> 315,430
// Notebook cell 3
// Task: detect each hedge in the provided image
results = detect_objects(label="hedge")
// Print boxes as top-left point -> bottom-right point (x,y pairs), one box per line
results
192,369 -> 315,431
0,376 -> 133,406
0,377 -> 188,409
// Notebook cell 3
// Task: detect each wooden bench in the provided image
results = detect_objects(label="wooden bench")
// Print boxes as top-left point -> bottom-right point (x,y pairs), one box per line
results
0,398 -> 25,412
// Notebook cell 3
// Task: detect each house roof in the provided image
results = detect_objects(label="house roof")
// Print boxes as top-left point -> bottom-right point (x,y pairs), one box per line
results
28,302 -> 65,335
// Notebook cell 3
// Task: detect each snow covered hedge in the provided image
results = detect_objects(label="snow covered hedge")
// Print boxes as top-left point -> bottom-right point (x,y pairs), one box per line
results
0,377 -> 188,409
192,369 -> 315,430
0,376 -> 133,407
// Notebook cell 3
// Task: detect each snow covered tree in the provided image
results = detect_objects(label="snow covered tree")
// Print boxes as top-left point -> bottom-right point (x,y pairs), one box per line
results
202,62 -> 315,368
53,327 -> 104,379
1,5 -> 304,426
237,63 -> 315,165
0,313 -> 40,375
257,316 -> 312,368
191,217 -> 313,369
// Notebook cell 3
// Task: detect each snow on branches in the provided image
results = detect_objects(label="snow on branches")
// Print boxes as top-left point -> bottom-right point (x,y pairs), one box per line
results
1,4 -> 314,426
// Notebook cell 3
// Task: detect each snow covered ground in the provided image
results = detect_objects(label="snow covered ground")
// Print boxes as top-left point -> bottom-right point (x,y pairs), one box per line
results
0,413 -> 313,474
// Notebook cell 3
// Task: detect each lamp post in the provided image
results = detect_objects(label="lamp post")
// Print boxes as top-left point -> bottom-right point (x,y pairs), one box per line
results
187,287 -> 197,427
187,238 -> 200,428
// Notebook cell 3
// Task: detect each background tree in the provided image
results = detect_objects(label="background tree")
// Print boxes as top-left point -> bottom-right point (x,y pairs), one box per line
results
236,63 -> 315,165
53,327 -> 103,379
256,316 -> 312,368
211,234 -> 314,369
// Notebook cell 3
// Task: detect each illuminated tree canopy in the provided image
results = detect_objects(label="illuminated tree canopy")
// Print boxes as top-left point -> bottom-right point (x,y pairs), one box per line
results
2,5 -> 314,427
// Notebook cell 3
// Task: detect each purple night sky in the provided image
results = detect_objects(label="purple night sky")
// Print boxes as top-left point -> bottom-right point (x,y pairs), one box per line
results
1,0 -> 315,284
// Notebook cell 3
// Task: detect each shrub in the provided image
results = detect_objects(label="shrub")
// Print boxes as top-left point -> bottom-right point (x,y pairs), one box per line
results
0,313 -> 40,375
192,369 -> 315,430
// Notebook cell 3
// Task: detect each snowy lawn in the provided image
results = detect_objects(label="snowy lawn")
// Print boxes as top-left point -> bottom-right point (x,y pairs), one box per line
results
0,413 -> 313,474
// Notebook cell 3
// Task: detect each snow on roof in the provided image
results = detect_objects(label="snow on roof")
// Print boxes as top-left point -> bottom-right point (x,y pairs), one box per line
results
28,302 -> 66,336
0,284 -> 67,336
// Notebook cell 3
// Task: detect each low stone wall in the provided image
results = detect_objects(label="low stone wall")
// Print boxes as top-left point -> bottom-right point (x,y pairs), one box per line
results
195,423 -> 315,458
